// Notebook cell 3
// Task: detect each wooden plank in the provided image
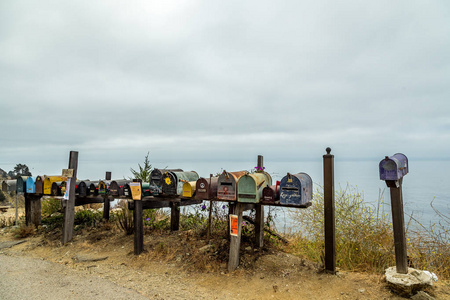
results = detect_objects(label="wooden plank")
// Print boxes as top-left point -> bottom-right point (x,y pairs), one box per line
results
133,199 -> 144,255
30,195 -> 41,227
25,193 -> 32,226
75,197 -> 106,206
128,198 -> 202,210
323,147 -> 336,274
390,181 -> 408,274
207,200 -> 213,240
62,151 -> 78,244
228,202 -> 244,272
170,201 -> 180,231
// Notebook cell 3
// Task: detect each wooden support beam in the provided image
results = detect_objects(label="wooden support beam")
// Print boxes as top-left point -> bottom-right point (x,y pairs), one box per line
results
30,195 -> 41,227
389,179 -> 408,274
133,199 -> 144,255
323,147 -> 336,274
62,151 -> 78,244
103,196 -> 110,221
25,193 -> 31,226
228,202 -> 244,272
170,201 -> 180,231
255,204 -> 264,248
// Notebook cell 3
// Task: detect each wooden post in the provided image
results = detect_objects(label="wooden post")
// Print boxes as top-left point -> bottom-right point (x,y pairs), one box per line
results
255,155 -> 264,248
323,147 -> 336,274
15,193 -> 19,226
170,201 -> 180,231
30,195 -> 41,227
228,202 -> 243,272
389,179 -> 408,274
207,200 -> 213,240
62,151 -> 78,244
25,193 -> 31,226
103,172 -> 111,221
133,199 -> 144,255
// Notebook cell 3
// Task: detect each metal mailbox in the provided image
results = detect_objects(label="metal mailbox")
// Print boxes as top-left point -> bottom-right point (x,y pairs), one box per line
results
109,180 -> 130,197
162,171 -> 199,196
16,176 -> 29,193
78,181 -> 92,197
98,180 -> 109,195
2,180 -> 16,193
217,171 -> 247,201
35,176 -> 44,194
237,172 -> 272,203
379,153 -> 408,181
43,176 -> 67,195
150,168 -> 183,195
195,176 -> 218,200
261,183 -> 280,203
122,183 -> 131,198
142,182 -> 152,197
182,181 -> 197,198
26,177 -> 36,194
280,173 -> 313,206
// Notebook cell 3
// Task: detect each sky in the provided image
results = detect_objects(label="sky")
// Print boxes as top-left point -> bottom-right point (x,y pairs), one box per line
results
1,1 -> 450,179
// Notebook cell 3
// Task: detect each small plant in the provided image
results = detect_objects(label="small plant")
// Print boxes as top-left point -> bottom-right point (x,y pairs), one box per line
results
12,224 -> 36,238
116,205 -> 134,235
74,209 -> 102,227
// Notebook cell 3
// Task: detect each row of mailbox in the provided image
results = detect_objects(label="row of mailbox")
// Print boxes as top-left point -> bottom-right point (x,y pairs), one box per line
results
6,169 -> 313,206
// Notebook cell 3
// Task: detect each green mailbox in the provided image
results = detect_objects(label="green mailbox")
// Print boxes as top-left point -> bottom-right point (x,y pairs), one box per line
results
237,172 -> 272,203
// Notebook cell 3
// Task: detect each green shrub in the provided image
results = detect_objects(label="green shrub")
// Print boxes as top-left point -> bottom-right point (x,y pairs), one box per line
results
41,198 -> 61,216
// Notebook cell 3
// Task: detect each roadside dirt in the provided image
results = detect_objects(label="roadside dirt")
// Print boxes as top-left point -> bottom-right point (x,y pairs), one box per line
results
0,210 -> 449,299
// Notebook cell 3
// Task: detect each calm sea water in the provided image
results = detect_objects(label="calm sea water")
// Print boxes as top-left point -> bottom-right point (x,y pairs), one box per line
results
9,158 -> 450,232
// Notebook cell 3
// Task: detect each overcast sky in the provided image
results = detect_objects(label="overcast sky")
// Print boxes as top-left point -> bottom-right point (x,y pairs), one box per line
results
1,1 -> 450,178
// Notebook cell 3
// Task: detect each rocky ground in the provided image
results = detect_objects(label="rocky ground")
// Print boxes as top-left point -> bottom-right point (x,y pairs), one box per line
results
0,209 -> 449,299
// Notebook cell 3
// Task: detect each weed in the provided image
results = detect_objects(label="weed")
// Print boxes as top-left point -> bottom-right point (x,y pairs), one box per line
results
12,224 -> 36,238
41,198 -> 61,217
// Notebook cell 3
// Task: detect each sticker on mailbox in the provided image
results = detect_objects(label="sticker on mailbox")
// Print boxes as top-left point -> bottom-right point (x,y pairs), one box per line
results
130,182 -> 142,200
230,214 -> 238,236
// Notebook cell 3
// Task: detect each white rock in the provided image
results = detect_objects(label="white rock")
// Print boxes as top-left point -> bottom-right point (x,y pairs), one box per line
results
385,267 -> 434,296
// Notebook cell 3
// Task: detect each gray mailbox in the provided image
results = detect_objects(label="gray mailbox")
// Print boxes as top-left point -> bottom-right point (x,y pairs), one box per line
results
279,172 -> 313,206
379,153 -> 408,181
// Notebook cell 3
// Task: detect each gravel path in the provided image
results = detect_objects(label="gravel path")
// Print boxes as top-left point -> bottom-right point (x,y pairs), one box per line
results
0,254 -> 150,300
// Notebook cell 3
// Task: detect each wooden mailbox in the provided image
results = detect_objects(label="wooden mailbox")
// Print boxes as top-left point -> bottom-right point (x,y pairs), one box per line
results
195,176 -> 218,200
161,171 -> 199,196
217,171 -> 247,201
279,173 -> 313,206
237,172 -> 272,203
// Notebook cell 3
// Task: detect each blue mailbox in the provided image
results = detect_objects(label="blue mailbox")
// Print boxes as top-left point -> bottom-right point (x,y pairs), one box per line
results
26,177 -> 36,194
279,173 -> 313,206
379,153 -> 408,181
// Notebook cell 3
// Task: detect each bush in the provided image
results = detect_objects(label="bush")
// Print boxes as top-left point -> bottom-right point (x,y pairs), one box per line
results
41,198 -> 61,216
116,205 -> 134,235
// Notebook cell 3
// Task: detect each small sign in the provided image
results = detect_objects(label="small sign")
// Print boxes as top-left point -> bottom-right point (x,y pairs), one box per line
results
62,169 -> 74,178
230,214 -> 239,236
130,182 -> 142,200
63,178 -> 71,200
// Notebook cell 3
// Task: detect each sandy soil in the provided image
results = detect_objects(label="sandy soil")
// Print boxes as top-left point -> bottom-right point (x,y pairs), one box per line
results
0,209 -> 449,299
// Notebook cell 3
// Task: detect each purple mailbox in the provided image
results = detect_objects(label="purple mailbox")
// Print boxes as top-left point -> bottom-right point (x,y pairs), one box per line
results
379,153 -> 408,181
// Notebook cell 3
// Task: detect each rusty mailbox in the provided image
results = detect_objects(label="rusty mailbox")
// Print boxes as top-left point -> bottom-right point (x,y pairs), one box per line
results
43,176 -> 67,195
182,181 -> 197,198
35,176 -> 44,194
195,176 -> 219,200
26,177 -> 36,194
237,172 -> 272,203
379,153 -> 408,181
162,171 -> 199,196
280,173 -> 313,206
217,171 -> 247,201
16,176 -> 29,193
150,168 -> 183,195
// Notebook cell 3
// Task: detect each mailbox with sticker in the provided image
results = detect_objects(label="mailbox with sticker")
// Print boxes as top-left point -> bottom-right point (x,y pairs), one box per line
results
237,172 -> 272,203
26,177 -> 36,194
161,171 -> 199,196
150,169 -> 183,195
217,171 -> 247,201
280,173 -> 313,206
379,153 -> 408,181
195,176 -> 219,200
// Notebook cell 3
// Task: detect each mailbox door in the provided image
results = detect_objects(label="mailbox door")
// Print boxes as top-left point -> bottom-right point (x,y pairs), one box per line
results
35,176 -> 44,194
162,172 -> 178,195
150,169 -> 184,189
182,181 -> 196,198
98,181 -> 108,195
123,183 -> 131,197
89,182 -> 99,196
109,181 -> 120,197
1,181 -> 7,192
262,185 -> 279,203
26,177 -> 36,194
142,182 -> 151,197
16,176 -> 28,193
51,182 -> 59,196
43,178 -> 52,195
